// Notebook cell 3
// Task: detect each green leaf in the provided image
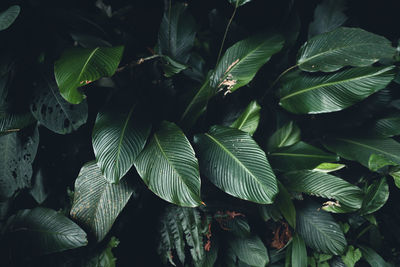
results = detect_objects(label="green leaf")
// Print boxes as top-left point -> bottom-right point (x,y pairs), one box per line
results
308,0 -> 347,39
341,245 -> 362,267
4,207 -> 87,255
29,169 -> 48,204
194,125 -> 278,204
0,112 -> 35,135
135,121 -> 202,207
0,126 -> 38,200
283,170 -> 363,212
276,181 -> 296,228
314,163 -> 346,173
279,66 -> 395,114
230,100 -> 261,136
368,154 -> 397,172
292,233 -> 307,267
389,170 -> 400,189
268,141 -> 339,172
267,121 -> 301,151
227,0 -> 252,7
31,74 -> 88,134
323,136 -> 400,168
157,205 -> 211,266
297,201 -> 347,255
371,115 -> 400,137
157,3 -> 196,64
84,236 -> 119,267
297,27 -> 396,72
228,234 -> 269,267
360,178 -> 389,215
54,46 -> 124,104
358,245 -> 392,267
70,161 -> 134,242
161,55 -> 188,77
211,34 -> 284,93
0,5 -> 20,31
92,105 -> 151,183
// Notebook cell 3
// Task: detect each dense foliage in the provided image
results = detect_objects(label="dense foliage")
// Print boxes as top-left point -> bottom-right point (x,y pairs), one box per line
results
1,0 -> 400,266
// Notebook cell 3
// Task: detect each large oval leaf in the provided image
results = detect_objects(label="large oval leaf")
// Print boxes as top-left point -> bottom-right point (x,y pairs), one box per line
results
297,201 -> 347,255
92,105 -> 151,183
31,74 -> 88,134
70,161 -> 134,242
228,235 -> 269,267
297,27 -> 396,72
135,121 -> 202,207
230,100 -> 261,136
54,46 -> 124,104
323,136 -> 400,168
0,5 -> 20,31
194,126 -> 278,204
4,207 -> 87,256
283,170 -> 364,212
279,66 -> 395,114
211,34 -> 284,93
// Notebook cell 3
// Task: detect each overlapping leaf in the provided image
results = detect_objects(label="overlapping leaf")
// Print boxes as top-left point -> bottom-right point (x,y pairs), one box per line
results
194,126 -> 278,204
291,233 -> 307,267
230,100 -> 261,135
135,121 -> 202,207
297,27 -> 396,72
279,66 -> 395,114
228,235 -> 269,267
267,121 -> 301,151
371,115 -> 400,137
70,161 -> 134,242
54,46 -> 124,104
92,105 -> 151,183
276,181 -> 296,228
0,5 -> 20,31
360,178 -> 389,215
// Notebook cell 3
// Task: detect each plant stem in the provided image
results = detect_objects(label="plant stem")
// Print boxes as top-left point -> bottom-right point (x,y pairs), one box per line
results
116,55 -> 160,72
2,128 -> 20,133
215,1 -> 239,68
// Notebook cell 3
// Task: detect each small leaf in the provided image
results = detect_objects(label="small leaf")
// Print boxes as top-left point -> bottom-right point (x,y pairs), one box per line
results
70,161 -> 134,242
135,121 -> 202,207
368,154 -> 397,172
0,5 -> 20,31
54,46 -> 124,104
269,141 -> 339,172
92,105 -> 151,183
194,126 -> 278,204
297,201 -> 347,255
292,233 -> 307,267
230,100 -> 261,135
279,66 -> 395,114
227,0 -> 252,7
314,163 -> 346,173
389,170 -> 400,189
267,121 -> 301,151
4,207 -> 87,256
276,181 -> 296,228
360,178 -> 389,215
229,234 -> 269,267
161,55 -> 188,77
297,27 -> 396,72
341,245 -> 362,267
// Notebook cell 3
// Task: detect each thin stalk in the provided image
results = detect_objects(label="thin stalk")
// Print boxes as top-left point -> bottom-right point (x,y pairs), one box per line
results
116,55 -> 160,72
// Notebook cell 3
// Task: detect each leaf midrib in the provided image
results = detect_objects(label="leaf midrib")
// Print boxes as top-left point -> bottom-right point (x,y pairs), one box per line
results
77,47 -> 100,84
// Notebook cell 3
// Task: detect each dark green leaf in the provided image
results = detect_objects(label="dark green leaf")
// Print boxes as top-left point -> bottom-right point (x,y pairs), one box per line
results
54,46 -> 124,104
229,235 -> 269,267
297,201 -> 347,255
70,161 -> 134,242
276,181 -> 296,228
0,113 -> 35,135
230,100 -> 261,136
92,105 -> 151,183
292,233 -> 307,267
135,121 -> 202,207
268,141 -> 339,172
161,55 -> 188,77
358,245 -> 392,267
0,5 -> 20,31
29,169 -> 47,204
4,207 -> 87,255
360,178 -> 389,215
267,121 -> 301,151
194,126 -> 278,204
297,27 -> 396,72
371,115 -> 400,137
279,66 -> 395,114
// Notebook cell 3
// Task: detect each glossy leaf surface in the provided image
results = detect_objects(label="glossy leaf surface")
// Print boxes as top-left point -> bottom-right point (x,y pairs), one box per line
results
230,100 -> 261,135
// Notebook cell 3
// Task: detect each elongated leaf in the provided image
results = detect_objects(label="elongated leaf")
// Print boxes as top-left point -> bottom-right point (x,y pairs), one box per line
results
389,169 -> 400,189
267,121 -> 301,151
0,112 -> 35,135
269,141 -> 339,172
0,5 -> 20,31
279,66 -> 395,114
297,201 -> 347,255
323,136 -> 400,168
371,115 -> 400,137
308,0 -> 347,39
31,74 -> 88,134
283,170 -> 363,211
194,126 -> 278,204
276,181 -> 296,228
29,169 -> 47,204
0,126 -> 38,200
358,245 -> 392,267
230,100 -> 261,135
229,234 -> 269,267
211,34 -> 284,92
54,46 -> 124,104
135,121 -> 202,207
70,161 -> 134,242
292,233 -> 307,267
92,105 -> 151,183
4,207 -> 87,256
227,0 -> 252,7
368,154 -> 396,172
314,162 -> 346,173
297,27 -> 396,72
360,178 -> 389,215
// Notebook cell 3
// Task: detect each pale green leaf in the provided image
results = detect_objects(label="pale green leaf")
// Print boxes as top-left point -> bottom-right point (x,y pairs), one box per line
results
314,163 -> 346,173
368,154 -> 397,172
341,245 -> 362,267
230,100 -> 261,136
